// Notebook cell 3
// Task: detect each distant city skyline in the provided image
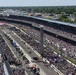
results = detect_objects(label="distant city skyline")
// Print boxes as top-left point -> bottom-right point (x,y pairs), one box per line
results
0,0 -> 76,7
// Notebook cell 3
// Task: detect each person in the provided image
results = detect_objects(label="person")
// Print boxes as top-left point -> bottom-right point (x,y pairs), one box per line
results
33,67 -> 37,74
34,67 -> 40,75
37,67 -> 40,72
36,72 -> 40,75
29,51 -> 32,54
65,67 -> 70,75
43,58 -> 46,64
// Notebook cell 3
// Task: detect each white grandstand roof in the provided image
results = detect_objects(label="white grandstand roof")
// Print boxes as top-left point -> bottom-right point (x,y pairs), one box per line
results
23,15 -> 76,28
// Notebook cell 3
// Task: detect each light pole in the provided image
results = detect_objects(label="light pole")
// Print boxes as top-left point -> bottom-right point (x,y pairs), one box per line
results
40,25 -> 44,57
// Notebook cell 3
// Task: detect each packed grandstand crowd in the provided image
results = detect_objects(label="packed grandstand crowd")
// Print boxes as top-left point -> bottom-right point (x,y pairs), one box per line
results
31,21 -> 76,39
9,25 -> 76,75
14,23 -> 76,60
28,21 -> 76,60
0,34 -> 26,75
24,20 -> 76,40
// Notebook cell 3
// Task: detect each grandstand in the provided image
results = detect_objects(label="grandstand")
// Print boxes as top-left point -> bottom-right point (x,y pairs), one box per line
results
0,15 -> 76,75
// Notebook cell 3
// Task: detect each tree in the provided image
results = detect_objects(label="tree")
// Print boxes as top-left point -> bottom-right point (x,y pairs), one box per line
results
59,14 -> 68,22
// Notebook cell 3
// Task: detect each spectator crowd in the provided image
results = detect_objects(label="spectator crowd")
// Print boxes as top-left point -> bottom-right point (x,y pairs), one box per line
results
0,34 -> 26,75
10,25 -> 76,75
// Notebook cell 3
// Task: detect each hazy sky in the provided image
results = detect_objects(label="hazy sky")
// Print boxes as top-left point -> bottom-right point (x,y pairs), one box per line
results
0,0 -> 76,7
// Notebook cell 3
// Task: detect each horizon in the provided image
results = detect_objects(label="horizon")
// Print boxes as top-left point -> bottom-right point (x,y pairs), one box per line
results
0,0 -> 76,7
0,5 -> 76,8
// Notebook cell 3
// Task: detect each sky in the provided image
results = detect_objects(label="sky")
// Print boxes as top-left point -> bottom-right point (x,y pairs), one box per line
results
0,0 -> 76,7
